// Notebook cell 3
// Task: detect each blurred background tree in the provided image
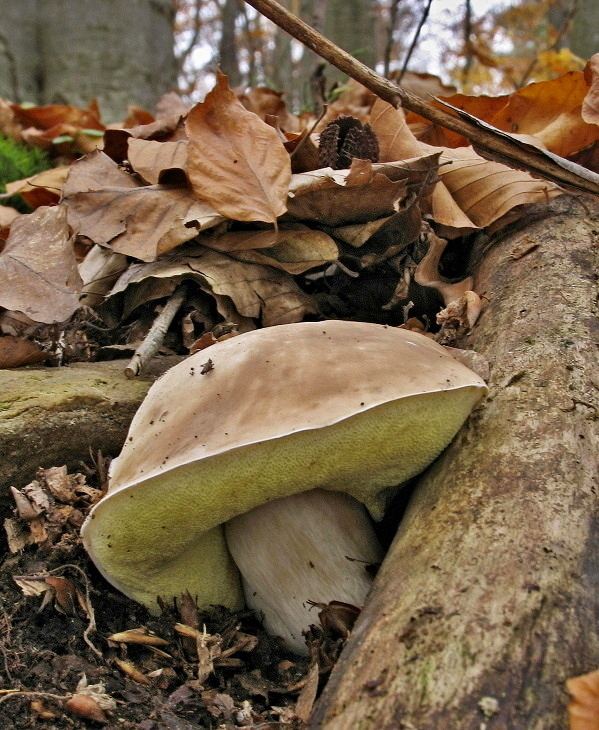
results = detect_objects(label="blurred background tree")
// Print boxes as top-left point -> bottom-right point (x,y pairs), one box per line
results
0,0 -> 593,121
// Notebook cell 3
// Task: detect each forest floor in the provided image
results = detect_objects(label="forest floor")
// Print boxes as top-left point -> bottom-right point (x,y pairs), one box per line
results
0,464 -> 350,729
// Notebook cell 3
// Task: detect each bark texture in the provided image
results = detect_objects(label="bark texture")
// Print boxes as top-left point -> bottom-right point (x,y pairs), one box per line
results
0,0 -> 176,122
310,196 -> 599,729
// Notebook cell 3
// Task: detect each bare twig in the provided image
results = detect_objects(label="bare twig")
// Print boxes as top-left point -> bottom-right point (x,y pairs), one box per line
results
243,0 -> 599,196
125,282 -> 188,378
398,0 -> 433,83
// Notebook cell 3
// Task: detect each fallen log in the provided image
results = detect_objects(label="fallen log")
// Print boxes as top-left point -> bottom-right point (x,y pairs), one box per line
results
310,196 -> 599,729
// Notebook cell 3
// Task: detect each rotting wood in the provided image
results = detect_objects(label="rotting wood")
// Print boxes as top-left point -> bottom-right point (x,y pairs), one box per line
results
309,197 -> 599,728
243,0 -> 599,196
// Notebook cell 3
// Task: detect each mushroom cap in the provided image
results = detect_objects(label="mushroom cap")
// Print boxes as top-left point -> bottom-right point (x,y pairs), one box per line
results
81,320 -> 488,611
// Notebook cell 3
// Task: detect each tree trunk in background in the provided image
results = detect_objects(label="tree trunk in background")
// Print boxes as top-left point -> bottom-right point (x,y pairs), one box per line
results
310,196 -> 599,729
219,0 -> 242,87
0,0 -> 177,123
569,0 -> 599,61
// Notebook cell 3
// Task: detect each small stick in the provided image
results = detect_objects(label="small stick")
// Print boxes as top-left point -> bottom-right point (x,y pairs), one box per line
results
243,0 -> 599,196
125,282 -> 188,378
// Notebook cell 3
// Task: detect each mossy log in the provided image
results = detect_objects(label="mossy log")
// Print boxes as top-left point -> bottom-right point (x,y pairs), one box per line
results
311,196 -> 599,729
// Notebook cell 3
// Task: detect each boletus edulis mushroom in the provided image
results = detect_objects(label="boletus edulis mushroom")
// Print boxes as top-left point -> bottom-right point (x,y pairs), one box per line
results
81,320 -> 487,654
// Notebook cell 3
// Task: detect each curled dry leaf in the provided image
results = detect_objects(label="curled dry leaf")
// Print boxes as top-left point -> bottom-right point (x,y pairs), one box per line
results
5,167 -> 70,208
203,226 -> 338,275
63,151 -> 224,262
0,205 -> 82,324
185,70 -> 291,224
583,53 -> 599,126
287,159 -> 406,226
0,334 -> 49,368
370,97 -> 562,232
567,668 -> 599,730
107,244 -> 317,327
127,138 -> 188,185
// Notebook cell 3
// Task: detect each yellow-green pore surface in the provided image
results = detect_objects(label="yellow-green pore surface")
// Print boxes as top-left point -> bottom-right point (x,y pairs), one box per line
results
82,386 -> 483,611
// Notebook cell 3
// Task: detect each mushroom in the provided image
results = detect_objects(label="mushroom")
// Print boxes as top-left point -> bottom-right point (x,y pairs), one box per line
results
81,320 -> 487,654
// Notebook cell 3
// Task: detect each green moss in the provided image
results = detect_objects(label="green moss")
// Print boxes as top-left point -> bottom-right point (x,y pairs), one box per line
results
0,135 -> 50,212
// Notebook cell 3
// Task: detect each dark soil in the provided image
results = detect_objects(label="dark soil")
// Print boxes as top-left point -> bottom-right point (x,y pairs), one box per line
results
0,466 -> 349,729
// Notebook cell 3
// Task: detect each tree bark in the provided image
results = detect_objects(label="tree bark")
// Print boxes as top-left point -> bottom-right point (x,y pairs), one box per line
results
310,195 -> 599,729
0,0 -> 177,123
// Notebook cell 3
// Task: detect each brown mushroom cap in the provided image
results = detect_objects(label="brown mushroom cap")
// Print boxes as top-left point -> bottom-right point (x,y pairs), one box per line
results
81,320 -> 488,611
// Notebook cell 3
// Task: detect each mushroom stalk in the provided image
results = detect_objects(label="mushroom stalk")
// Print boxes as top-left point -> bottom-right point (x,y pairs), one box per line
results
225,488 -> 384,655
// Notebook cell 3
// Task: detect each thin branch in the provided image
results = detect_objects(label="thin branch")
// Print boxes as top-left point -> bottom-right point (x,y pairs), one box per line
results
242,0 -> 599,196
125,282 -> 188,378
398,0 -> 433,83
383,0 -> 401,78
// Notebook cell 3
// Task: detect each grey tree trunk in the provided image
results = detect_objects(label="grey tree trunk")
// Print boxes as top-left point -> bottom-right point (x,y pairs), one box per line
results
0,0 -> 177,123
310,196 -> 599,729
569,0 -> 599,61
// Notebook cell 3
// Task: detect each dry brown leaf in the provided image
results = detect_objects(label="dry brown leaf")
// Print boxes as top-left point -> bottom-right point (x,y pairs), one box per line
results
409,66 -> 599,160
202,225 -> 338,274
11,101 -> 104,132
583,54 -> 599,126
287,160 -> 406,226
185,70 -> 291,223
567,668 -> 599,730
226,229 -> 338,275
0,334 -> 49,368
107,244 -> 316,327
63,152 -> 224,262
489,72 -> 598,158
127,138 -> 188,184
0,205 -> 81,323
370,98 -> 561,231
437,147 -> 561,228
5,167 -> 70,208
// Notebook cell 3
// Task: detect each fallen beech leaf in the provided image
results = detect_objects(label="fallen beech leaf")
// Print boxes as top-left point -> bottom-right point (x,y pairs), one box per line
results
437,147 -> 561,228
107,244 -> 316,326
0,334 -> 49,367
11,101 -> 104,132
567,668 -> 599,730
127,138 -> 188,184
287,160 -> 406,226
5,167 -> 70,208
63,152 -> 224,261
202,226 -> 338,274
186,71 -> 291,223
370,98 -> 561,231
228,229 -> 338,275
583,54 -> 599,126
0,205 -> 82,323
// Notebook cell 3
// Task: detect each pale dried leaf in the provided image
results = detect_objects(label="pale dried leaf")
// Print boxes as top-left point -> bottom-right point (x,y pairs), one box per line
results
582,54 -> 599,126
228,229 -> 338,274
438,147 -> 561,227
127,138 -> 188,184
202,226 -> 338,274
107,244 -> 316,326
186,71 -> 291,223
287,162 -> 406,226
79,244 -> 128,308
0,335 -> 48,367
65,184 -> 224,262
5,167 -> 69,207
0,205 -> 81,323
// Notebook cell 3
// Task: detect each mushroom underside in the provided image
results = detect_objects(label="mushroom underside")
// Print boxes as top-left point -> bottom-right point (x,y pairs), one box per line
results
82,386 -> 483,612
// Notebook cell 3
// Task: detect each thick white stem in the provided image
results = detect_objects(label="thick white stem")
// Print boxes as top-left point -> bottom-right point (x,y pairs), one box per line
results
225,488 -> 384,655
